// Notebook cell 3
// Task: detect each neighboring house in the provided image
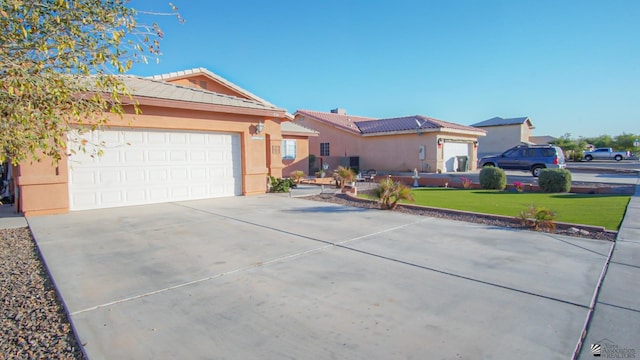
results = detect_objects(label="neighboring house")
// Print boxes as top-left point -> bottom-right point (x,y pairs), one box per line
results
15,68 -> 295,216
471,116 -> 535,157
529,135 -> 557,145
294,109 -> 486,174
280,121 -> 318,176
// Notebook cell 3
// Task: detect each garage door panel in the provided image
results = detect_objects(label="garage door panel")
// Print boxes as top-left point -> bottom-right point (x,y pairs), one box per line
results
69,129 -> 241,211
442,142 -> 470,173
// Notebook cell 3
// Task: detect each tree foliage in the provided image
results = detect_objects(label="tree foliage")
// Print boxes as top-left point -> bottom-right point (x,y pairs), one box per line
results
0,0 -> 180,164
551,132 -> 640,154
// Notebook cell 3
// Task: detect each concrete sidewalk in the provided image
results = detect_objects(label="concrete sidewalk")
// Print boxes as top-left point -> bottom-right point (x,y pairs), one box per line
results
577,175 -> 640,358
0,203 -> 27,229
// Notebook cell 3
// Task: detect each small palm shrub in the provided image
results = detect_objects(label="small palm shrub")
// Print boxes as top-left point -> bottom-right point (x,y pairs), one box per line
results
333,166 -> 356,188
538,169 -> 572,193
290,170 -> 305,184
519,204 -> 557,231
373,178 -> 415,210
479,167 -> 506,190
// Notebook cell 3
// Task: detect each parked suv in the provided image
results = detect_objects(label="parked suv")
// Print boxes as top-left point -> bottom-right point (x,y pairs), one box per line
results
478,144 -> 566,177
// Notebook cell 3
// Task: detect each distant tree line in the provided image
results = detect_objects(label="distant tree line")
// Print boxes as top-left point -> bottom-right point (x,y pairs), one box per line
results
550,133 -> 639,161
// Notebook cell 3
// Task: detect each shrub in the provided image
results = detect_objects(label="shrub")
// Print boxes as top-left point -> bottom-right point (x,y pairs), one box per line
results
538,168 -> 572,193
333,166 -> 356,188
290,170 -> 305,184
479,167 -> 506,190
268,176 -> 295,193
373,178 -> 415,210
570,150 -> 584,162
519,204 -> 557,231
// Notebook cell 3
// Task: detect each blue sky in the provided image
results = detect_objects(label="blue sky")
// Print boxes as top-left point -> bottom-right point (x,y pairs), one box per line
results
128,0 -> 639,138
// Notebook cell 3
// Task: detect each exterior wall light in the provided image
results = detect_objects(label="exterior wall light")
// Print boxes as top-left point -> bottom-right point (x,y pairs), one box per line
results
255,121 -> 265,135
437,138 -> 444,148
473,140 -> 478,148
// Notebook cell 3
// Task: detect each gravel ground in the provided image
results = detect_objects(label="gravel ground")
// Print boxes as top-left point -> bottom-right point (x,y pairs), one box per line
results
1,227 -> 84,360
303,192 -> 619,241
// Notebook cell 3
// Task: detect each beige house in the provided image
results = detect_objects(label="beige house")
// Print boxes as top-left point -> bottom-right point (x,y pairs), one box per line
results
294,109 -> 486,174
471,116 -> 534,156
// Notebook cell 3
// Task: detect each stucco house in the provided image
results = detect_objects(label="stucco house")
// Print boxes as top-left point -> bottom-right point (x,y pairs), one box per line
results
15,68 -> 313,216
294,109 -> 486,174
471,116 -> 535,157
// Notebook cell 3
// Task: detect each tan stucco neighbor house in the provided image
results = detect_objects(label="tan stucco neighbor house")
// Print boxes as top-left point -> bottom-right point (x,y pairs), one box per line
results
471,116 -> 535,157
294,109 -> 486,175
15,68 -> 313,216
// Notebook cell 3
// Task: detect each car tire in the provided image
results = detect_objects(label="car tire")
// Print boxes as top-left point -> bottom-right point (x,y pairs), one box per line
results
584,155 -> 593,161
614,155 -> 622,161
482,163 -> 495,168
531,166 -> 544,177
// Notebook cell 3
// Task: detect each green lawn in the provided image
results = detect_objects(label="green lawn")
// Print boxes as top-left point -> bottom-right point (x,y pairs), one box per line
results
371,188 -> 631,231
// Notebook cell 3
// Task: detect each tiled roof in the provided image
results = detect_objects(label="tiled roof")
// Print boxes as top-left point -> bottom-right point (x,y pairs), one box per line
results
297,110 -> 485,136
358,115 -> 485,135
295,109 -> 376,134
529,135 -> 556,144
281,121 -> 319,136
471,116 -> 531,127
121,76 -> 284,111
149,67 -> 277,107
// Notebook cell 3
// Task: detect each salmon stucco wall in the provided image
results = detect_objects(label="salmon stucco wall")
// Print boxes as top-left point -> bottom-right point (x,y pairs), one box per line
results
282,135 -> 311,176
296,116 -> 361,173
166,75 -> 248,99
17,103 -> 287,216
16,155 -> 69,216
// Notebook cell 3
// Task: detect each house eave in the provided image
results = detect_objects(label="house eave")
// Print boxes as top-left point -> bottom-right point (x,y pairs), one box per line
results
130,96 -> 288,119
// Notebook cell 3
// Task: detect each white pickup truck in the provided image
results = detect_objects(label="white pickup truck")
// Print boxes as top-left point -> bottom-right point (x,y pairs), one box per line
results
583,148 -> 630,161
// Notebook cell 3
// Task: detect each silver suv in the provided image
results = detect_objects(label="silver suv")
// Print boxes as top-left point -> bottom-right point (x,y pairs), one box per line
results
479,144 -> 566,177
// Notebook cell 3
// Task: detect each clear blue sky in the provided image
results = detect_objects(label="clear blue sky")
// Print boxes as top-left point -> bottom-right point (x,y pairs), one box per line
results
129,0 -> 639,139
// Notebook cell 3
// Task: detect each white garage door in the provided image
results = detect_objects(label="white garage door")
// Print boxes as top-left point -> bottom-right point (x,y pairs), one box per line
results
442,142 -> 470,173
68,129 -> 242,211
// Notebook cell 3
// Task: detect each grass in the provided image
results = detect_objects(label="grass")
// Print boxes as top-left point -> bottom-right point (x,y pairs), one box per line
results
364,188 -> 631,231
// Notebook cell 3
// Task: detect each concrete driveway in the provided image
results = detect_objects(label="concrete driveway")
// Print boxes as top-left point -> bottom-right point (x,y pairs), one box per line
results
28,195 -> 613,359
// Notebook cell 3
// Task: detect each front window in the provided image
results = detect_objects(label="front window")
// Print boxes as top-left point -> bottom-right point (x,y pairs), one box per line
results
320,142 -> 330,156
503,148 -> 521,157
282,140 -> 297,160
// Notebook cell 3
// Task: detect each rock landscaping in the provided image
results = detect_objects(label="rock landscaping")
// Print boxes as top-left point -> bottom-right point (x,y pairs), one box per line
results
1,228 -> 84,360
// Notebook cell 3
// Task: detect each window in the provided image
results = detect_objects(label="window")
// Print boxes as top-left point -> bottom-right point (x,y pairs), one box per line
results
282,140 -> 296,159
503,148 -> 520,157
320,142 -> 330,156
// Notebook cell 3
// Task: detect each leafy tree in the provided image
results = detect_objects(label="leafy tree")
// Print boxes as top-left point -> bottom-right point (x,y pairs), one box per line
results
0,0 -> 181,165
584,135 -> 614,149
613,133 -> 640,152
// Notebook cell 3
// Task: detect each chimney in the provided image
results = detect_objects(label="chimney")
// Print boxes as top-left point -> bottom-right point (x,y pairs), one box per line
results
330,108 -> 347,115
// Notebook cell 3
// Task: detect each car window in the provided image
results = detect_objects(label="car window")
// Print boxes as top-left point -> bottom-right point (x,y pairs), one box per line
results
503,148 -> 520,157
524,149 -> 538,157
540,148 -> 555,157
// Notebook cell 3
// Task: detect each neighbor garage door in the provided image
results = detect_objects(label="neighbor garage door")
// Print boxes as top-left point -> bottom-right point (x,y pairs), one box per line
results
442,142 -> 470,172
68,129 -> 242,211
